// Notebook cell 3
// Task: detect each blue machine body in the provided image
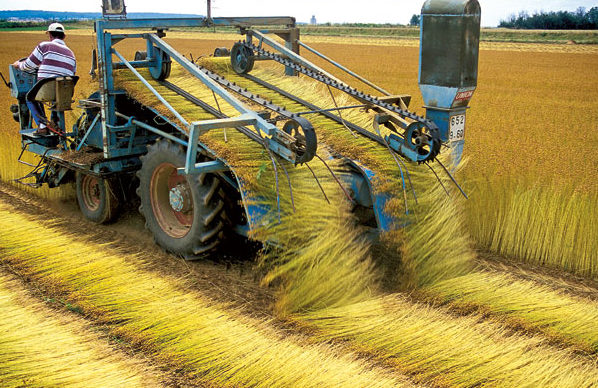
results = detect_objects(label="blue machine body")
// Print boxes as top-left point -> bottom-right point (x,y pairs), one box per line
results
419,0 -> 481,166
9,66 -> 36,99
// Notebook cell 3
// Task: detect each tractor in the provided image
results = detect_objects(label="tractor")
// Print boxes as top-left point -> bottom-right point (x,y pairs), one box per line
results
3,0 -> 480,258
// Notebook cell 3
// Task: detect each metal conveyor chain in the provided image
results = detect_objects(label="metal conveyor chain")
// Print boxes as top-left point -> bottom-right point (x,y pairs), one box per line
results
194,67 -> 301,122
239,41 -> 440,141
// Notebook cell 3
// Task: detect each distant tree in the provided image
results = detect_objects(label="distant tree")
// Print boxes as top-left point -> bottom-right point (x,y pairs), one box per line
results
409,14 -> 420,26
499,7 -> 598,29
588,7 -> 598,28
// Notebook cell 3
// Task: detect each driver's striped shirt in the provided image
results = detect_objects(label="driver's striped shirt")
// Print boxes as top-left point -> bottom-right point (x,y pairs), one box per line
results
19,39 -> 76,79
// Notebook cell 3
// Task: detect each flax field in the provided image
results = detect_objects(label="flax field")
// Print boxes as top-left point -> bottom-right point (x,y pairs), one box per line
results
0,29 -> 597,387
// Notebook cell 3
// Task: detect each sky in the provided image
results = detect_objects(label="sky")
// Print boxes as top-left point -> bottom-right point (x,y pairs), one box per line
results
0,0 -> 596,27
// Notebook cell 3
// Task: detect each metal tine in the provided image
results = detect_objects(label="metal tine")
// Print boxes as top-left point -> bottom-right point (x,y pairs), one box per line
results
14,149 -> 49,188
326,85 -> 357,138
435,158 -> 469,200
395,153 -> 418,205
275,157 -> 296,213
373,117 -> 410,214
305,162 -> 330,204
384,141 -> 409,215
211,90 -> 227,142
424,162 -> 450,197
264,148 -> 282,224
314,154 -> 353,203
17,143 -> 37,167
395,158 -> 409,215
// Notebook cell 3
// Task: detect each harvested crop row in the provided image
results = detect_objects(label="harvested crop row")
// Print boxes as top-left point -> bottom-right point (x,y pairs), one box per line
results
425,270 -> 598,353
0,203 -> 411,388
0,271 -> 158,387
4,200 -> 596,388
299,295 -> 598,388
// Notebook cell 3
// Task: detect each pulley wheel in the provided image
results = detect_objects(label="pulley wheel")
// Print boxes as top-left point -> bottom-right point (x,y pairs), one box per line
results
134,51 -> 147,61
282,117 -> 317,164
405,122 -> 434,162
148,46 -> 171,81
214,47 -> 231,57
230,42 -> 255,74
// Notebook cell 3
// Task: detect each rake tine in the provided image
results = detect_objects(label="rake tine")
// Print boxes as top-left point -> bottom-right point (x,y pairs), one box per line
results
257,137 -> 282,224
384,145 -> 409,215
267,152 -> 282,224
373,115 -> 410,214
395,154 -> 418,205
436,158 -> 469,200
327,85 -> 357,138
275,157 -> 296,213
425,162 -> 450,197
211,90 -> 227,143
315,154 -> 353,203
305,162 -> 330,204
396,160 -> 409,215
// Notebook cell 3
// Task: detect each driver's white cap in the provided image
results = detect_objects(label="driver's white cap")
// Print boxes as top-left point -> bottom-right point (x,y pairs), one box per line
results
47,23 -> 65,33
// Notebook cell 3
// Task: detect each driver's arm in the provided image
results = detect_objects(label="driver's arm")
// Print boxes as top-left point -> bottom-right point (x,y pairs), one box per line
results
17,44 -> 44,71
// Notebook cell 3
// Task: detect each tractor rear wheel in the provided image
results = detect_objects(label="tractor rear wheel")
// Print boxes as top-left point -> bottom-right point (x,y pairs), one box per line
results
75,171 -> 119,224
136,140 -> 226,258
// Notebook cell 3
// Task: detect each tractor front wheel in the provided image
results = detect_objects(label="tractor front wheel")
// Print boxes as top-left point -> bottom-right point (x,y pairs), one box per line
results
136,140 -> 226,258
75,172 -> 119,224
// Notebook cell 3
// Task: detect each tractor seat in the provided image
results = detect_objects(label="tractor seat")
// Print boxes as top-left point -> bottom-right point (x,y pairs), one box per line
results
26,76 -> 79,111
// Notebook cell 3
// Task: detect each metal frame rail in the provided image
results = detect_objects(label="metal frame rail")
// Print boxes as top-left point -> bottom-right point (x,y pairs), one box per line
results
94,17 -> 309,175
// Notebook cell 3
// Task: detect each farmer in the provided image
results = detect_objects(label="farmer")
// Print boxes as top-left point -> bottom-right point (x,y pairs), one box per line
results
12,22 -> 76,135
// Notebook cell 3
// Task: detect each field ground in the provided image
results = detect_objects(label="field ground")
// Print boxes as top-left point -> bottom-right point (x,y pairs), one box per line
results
0,29 -> 596,386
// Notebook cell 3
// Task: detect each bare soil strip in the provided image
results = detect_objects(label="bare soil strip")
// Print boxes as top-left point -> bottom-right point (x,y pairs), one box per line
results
476,251 -> 598,302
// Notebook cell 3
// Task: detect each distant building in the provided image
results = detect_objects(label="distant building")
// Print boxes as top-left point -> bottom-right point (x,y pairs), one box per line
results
8,17 -> 45,22
310,15 -> 316,25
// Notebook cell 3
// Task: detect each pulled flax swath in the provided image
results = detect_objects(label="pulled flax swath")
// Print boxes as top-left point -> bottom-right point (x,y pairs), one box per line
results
0,272 -> 158,387
0,204 -> 410,388
300,295 -> 598,388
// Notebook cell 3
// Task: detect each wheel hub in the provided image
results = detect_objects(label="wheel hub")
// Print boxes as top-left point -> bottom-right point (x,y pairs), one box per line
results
150,162 -> 193,239
82,175 -> 101,211
169,183 -> 192,213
